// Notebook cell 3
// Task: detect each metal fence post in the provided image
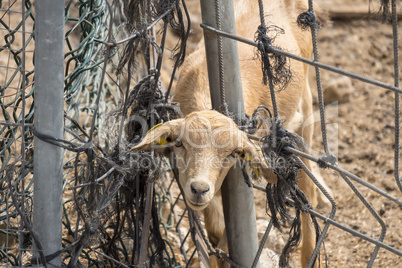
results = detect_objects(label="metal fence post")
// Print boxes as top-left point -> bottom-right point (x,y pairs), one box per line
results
33,0 -> 65,266
200,0 -> 260,266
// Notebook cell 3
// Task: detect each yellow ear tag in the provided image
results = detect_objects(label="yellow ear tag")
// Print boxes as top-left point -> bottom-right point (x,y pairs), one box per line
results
253,163 -> 259,178
245,154 -> 253,161
146,123 -> 169,145
147,123 -> 164,134
158,138 -> 168,146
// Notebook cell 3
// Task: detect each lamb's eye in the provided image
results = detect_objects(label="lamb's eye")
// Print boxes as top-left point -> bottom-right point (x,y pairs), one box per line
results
175,139 -> 183,147
231,148 -> 243,157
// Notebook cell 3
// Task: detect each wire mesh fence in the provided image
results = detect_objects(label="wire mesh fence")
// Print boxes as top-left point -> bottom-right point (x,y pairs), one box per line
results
1,0 -> 35,264
0,0 -> 401,267
1,0 -> 201,266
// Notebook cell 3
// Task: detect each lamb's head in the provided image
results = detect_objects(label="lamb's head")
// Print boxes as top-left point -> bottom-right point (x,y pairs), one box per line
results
131,110 -> 276,210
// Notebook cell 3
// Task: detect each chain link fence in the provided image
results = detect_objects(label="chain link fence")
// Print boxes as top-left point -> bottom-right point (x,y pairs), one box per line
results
0,0 -> 401,267
1,0 -> 35,264
1,0 -> 184,266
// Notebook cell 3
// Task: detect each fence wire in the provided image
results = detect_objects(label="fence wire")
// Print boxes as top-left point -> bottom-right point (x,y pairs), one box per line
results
0,0 -> 34,265
0,0 -> 192,266
1,0 -> 402,267
200,1 -> 402,266
201,0 -> 402,267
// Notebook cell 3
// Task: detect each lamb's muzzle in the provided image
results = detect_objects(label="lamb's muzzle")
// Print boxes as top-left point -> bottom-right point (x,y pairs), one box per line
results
190,181 -> 210,197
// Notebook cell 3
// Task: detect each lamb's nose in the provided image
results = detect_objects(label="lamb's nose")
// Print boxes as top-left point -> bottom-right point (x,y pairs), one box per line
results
190,181 -> 210,197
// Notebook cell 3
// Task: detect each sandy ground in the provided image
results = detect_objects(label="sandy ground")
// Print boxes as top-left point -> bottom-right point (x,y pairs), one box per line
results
309,1 -> 402,267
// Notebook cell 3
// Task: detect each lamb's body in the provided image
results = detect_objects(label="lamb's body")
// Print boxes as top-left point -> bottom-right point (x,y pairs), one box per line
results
174,0 -> 312,132
134,1 -> 327,267
173,0 -> 319,267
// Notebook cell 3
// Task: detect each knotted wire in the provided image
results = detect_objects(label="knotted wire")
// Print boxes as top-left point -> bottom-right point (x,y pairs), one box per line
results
257,0 -> 279,118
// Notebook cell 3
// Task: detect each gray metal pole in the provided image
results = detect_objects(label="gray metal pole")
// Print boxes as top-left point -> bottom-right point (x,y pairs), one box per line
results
200,0 -> 260,267
33,0 -> 65,266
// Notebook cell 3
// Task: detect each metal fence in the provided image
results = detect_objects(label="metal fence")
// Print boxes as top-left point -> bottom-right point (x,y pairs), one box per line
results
1,0 -> 35,265
0,0 -> 200,266
0,0 -> 401,267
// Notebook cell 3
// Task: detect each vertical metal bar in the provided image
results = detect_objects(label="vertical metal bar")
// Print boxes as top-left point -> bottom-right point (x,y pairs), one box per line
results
19,0 -> 27,266
33,0 -> 65,266
200,0 -> 244,111
391,0 -> 402,192
200,0 -> 259,267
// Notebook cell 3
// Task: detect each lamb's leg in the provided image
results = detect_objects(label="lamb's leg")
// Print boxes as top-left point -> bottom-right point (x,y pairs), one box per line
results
203,191 -> 228,267
203,191 -> 225,246
296,147 -> 319,267
297,93 -> 320,268
209,229 -> 229,268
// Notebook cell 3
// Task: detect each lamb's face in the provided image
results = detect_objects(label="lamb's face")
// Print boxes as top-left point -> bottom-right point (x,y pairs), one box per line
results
131,110 -> 277,211
171,113 -> 242,210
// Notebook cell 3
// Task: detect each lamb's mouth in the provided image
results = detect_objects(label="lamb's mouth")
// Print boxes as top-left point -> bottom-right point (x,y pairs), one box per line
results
187,200 -> 209,210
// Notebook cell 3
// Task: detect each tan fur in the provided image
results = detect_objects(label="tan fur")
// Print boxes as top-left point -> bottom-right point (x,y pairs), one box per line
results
173,1 -> 325,267
133,111 -> 277,210
133,1 -> 330,267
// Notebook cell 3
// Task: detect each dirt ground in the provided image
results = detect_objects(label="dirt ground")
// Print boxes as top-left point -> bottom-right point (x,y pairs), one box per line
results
310,1 -> 402,267
161,0 -> 402,267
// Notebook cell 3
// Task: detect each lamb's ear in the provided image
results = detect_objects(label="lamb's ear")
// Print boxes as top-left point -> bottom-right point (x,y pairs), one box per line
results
130,119 -> 184,152
241,138 -> 277,184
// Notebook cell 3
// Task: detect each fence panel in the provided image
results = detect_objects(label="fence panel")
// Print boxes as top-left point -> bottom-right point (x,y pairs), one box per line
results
1,0 -> 402,267
1,0 -> 35,266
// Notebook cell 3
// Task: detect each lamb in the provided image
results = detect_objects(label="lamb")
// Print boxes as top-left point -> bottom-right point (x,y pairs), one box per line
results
132,0 -> 328,267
